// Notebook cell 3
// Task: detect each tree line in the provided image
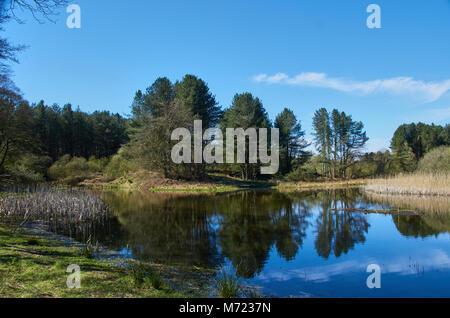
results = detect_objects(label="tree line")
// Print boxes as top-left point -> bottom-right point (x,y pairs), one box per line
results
1,73 -> 449,184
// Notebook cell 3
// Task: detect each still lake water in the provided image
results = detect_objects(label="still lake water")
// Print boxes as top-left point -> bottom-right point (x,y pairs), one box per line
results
82,189 -> 449,297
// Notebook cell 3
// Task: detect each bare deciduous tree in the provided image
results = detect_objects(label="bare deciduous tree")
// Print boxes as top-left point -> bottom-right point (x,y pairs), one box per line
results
2,0 -> 68,22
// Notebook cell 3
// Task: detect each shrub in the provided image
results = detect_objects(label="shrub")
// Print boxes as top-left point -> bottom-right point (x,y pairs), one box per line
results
48,155 -> 71,180
65,157 -> 89,176
418,146 -> 450,173
286,164 -> 319,182
17,154 -> 52,177
130,261 -> 147,287
104,154 -> 135,181
87,156 -> 109,173
48,156 -> 93,182
216,267 -> 242,298
147,268 -> 163,290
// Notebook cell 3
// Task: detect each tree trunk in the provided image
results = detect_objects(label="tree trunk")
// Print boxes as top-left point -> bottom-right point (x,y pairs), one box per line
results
0,139 -> 9,172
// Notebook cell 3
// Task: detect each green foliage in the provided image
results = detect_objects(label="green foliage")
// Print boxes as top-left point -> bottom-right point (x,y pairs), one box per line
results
132,77 -> 175,121
147,268 -> 163,290
216,267 -> 242,298
1,93 -> 128,185
286,166 -> 319,182
129,261 -> 163,289
48,155 -> 110,184
87,156 -> 108,173
130,261 -> 147,286
65,157 -> 89,176
221,93 -> 271,180
312,108 -> 332,169
418,146 -> 450,173
347,151 -> 395,178
286,156 -> 322,181
391,123 -> 448,163
127,75 -> 222,181
47,154 -> 71,180
312,108 -> 368,179
104,153 -> 136,181
275,108 -> 310,175
174,74 -> 222,128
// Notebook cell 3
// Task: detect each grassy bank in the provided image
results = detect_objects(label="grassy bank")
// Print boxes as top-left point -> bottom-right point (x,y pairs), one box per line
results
53,169 -> 372,193
365,172 -> 450,196
275,179 -> 367,191
0,224 -> 187,298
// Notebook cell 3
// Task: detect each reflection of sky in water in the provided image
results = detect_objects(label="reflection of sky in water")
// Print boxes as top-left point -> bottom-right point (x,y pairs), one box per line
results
249,211 -> 450,297
98,190 -> 450,298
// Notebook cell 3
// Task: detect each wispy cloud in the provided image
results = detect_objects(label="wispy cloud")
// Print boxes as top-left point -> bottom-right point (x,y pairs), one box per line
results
253,72 -> 450,102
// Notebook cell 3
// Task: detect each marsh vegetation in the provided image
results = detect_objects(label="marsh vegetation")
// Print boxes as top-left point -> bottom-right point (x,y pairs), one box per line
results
0,185 -> 110,240
365,172 -> 450,197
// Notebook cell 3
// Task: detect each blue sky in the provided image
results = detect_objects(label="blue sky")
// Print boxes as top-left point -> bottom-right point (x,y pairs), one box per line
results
4,0 -> 450,152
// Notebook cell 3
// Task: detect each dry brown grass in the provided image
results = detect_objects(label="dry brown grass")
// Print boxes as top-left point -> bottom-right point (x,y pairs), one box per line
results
365,172 -> 450,197
366,192 -> 450,215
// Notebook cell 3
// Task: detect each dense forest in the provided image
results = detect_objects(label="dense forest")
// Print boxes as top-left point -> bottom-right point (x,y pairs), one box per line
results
1,73 -> 449,186
0,1 -> 449,186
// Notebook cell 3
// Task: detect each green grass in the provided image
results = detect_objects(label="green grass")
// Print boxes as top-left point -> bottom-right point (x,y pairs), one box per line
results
0,224 -> 184,298
274,181 -> 367,191
216,267 -> 242,298
148,186 -> 240,193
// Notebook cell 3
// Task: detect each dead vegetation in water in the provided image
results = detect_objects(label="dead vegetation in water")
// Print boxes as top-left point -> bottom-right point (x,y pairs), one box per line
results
0,185 -> 110,235
365,173 -> 450,197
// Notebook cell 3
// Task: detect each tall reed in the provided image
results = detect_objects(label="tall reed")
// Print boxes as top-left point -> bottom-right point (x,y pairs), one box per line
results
365,172 -> 450,197
0,184 -> 110,240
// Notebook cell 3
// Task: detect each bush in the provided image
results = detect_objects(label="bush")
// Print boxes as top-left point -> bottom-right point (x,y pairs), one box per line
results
65,157 -> 89,176
17,154 -> 52,177
48,156 -> 91,183
5,154 -> 52,183
418,146 -> 450,173
48,155 -> 71,180
87,156 -> 109,173
104,154 -> 135,181
286,158 -> 320,182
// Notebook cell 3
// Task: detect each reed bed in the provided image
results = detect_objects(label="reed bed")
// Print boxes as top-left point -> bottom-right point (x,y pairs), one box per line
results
0,185 -> 110,240
365,172 -> 450,197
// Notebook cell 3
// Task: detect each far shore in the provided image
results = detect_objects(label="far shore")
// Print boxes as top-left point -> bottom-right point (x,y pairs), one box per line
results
74,170 -> 449,197
74,170 -> 368,193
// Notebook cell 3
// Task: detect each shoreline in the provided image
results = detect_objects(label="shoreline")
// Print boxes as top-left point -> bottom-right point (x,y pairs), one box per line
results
0,222 -> 215,298
77,170 -> 369,193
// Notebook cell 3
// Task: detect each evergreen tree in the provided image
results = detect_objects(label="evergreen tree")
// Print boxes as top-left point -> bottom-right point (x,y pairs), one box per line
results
312,108 -> 332,177
274,108 -> 310,175
221,93 -> 271,180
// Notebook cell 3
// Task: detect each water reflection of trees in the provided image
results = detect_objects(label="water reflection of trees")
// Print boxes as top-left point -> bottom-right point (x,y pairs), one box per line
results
216,191 -> 312,278
392,214 -> 450,238
101,189 -> 373,277
102,191 -> 222,267
313,189 -> 369,259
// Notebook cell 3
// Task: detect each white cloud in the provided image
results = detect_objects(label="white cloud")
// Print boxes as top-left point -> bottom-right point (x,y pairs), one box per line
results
253,72 -> 450,102
256,249 -> 450,284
